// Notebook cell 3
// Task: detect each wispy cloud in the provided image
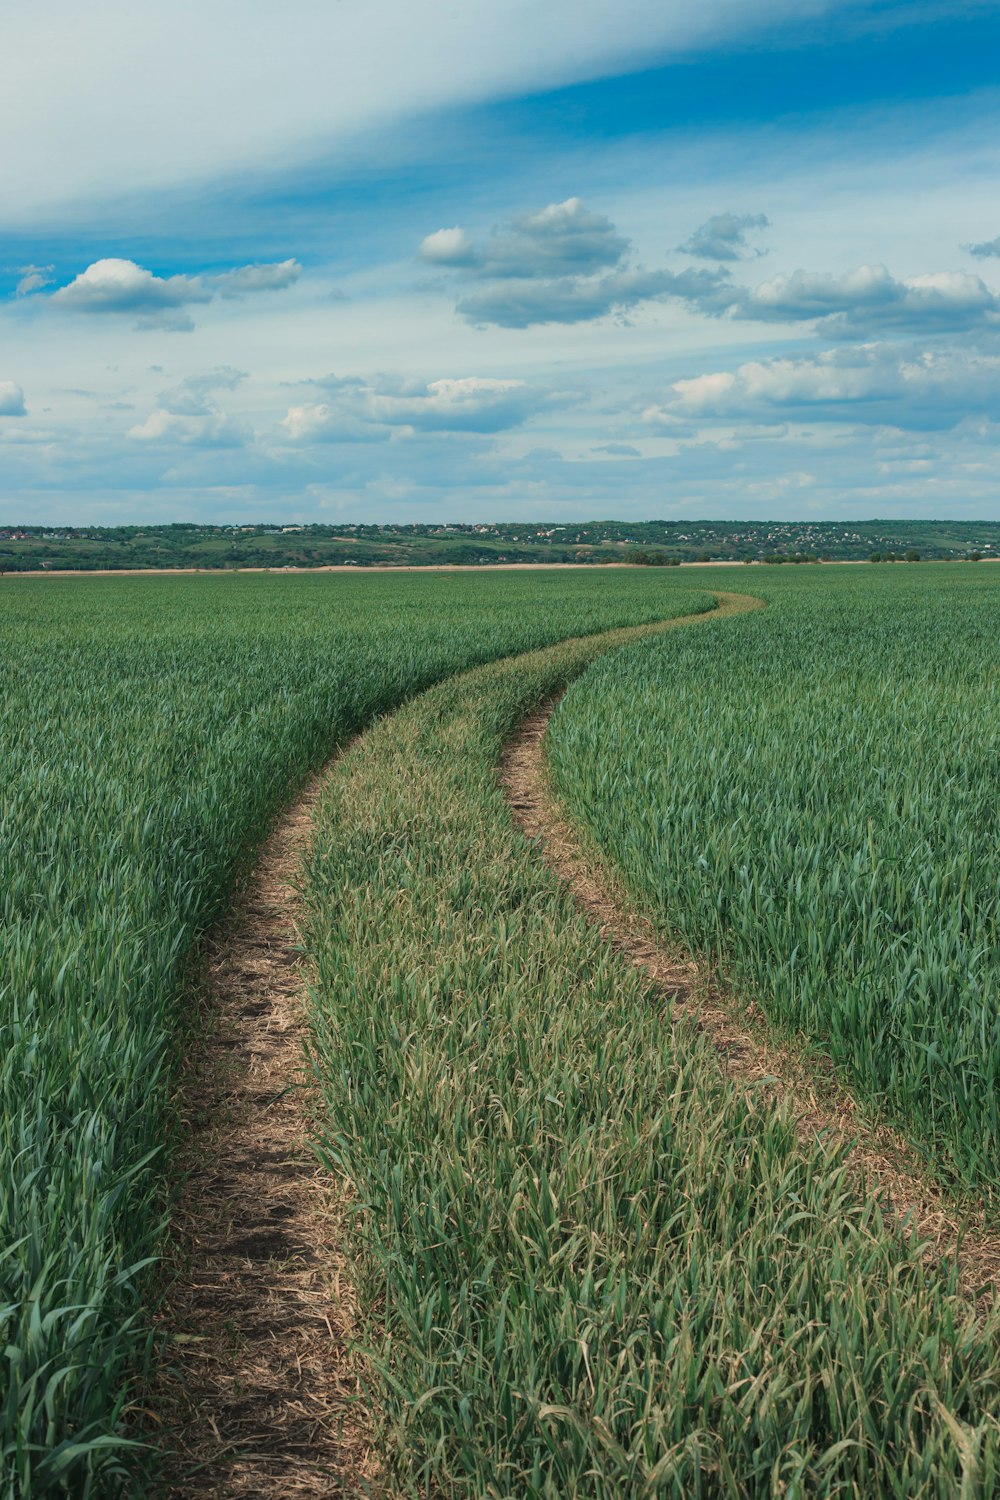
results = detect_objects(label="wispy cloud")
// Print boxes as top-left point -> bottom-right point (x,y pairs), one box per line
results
283,372 -> 566,441
128,368 -> 248,445
645,342 -> 1000,430
2,2 -> 871,223
679,212 -> 769,261
211,261 -> 302,298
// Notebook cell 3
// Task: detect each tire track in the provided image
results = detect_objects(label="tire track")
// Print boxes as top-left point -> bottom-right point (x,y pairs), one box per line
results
502,699 -> 1000,1299
153,768 -> 379,1498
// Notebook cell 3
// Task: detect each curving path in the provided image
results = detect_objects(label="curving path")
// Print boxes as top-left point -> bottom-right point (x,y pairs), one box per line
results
501,695 -> 1000,1297
151,595 -> 747,1495
154,585 -> 997,1496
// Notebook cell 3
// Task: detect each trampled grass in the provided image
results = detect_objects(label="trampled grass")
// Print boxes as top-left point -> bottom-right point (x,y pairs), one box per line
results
302,594 -> 1000,1498
548,564 -> 1000,1195
0,569 -> 708,1497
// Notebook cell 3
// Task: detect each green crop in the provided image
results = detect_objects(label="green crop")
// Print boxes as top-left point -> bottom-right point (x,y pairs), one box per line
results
0,569 -> 707,1497
302,594 -> 1000,1498
548,563 -> 1000,1196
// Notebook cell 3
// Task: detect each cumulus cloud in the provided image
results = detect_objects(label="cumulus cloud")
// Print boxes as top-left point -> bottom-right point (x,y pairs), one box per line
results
15,264 -> 54,296
422,200 -> 1000,336
281,404 -> 384,444
421,198 -> 734,328
965,236 -> 1000,260
420,199 -> 628,279
128,368 -> 248,445
418,227 -> 478,267
53,259 -> 210,320
679,212 -> 769,262
737,264 -> 1000,335
282,372 -> 565,441
644,343 -> 1000,431
592,442 -> 640,456
50,256 -> 300,329
0,382 -> 26,416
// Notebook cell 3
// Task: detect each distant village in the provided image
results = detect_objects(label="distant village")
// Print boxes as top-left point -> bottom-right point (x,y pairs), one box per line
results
0,518 -> 996,570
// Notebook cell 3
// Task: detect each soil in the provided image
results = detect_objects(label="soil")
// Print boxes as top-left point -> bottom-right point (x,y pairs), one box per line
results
0,559 -> 895,581
152,769 -> 379,1498
502,703 -> 1000,1298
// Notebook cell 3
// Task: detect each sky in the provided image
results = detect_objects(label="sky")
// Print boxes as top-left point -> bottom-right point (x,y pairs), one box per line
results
2,1 -> 999,525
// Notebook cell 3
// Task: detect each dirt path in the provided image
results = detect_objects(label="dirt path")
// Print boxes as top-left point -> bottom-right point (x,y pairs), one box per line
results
154,770 -> 378,1498
0,559 -> 894,580
502,704 -> 1000,1297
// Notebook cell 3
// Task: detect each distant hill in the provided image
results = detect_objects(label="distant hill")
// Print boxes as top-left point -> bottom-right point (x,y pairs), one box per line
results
1,519 -> 998,571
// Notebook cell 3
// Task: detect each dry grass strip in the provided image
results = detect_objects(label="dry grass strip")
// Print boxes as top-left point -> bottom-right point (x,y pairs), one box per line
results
151,770 -> 380,1498
503,704 -> 1000,1300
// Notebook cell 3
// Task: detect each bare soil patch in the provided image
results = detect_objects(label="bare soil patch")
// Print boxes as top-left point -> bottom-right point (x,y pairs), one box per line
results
502,704 -> 1000,1297
152,771 -> 379,1497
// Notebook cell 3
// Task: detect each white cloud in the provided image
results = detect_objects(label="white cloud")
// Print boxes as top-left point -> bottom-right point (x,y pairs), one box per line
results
0,382 -> 26,416
282,372 -> 563,441
424,197 -> 733,327
369,376 -> 557,430
738,264 -> 1000,334
281,404 -> 383,444
0,2 -> 869,224
424,198 -> 1000,336
49,257 -> 299,329
679,212 -> 769,261
423,199 -> 629,280
646,343 -> 1000,430
53,259 -> 210,316
418,227 -> 478,267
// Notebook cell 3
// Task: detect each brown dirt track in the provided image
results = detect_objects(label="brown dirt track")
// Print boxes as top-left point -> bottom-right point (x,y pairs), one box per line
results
153,767 -> 378,1498
501,701 -> 1000,1300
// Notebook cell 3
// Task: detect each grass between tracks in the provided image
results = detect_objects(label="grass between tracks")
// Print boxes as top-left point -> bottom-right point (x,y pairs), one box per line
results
302,597 -> 1000,1499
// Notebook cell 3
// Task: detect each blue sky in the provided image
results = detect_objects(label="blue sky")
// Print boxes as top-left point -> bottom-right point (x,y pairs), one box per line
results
1,0 -> 998,524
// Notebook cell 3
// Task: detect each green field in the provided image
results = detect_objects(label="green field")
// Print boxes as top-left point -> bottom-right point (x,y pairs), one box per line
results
2,564 -> 1000,1496
0,570 -> 706,1497
547,565 -> 1000,1196
302,592 -> 1000,1497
